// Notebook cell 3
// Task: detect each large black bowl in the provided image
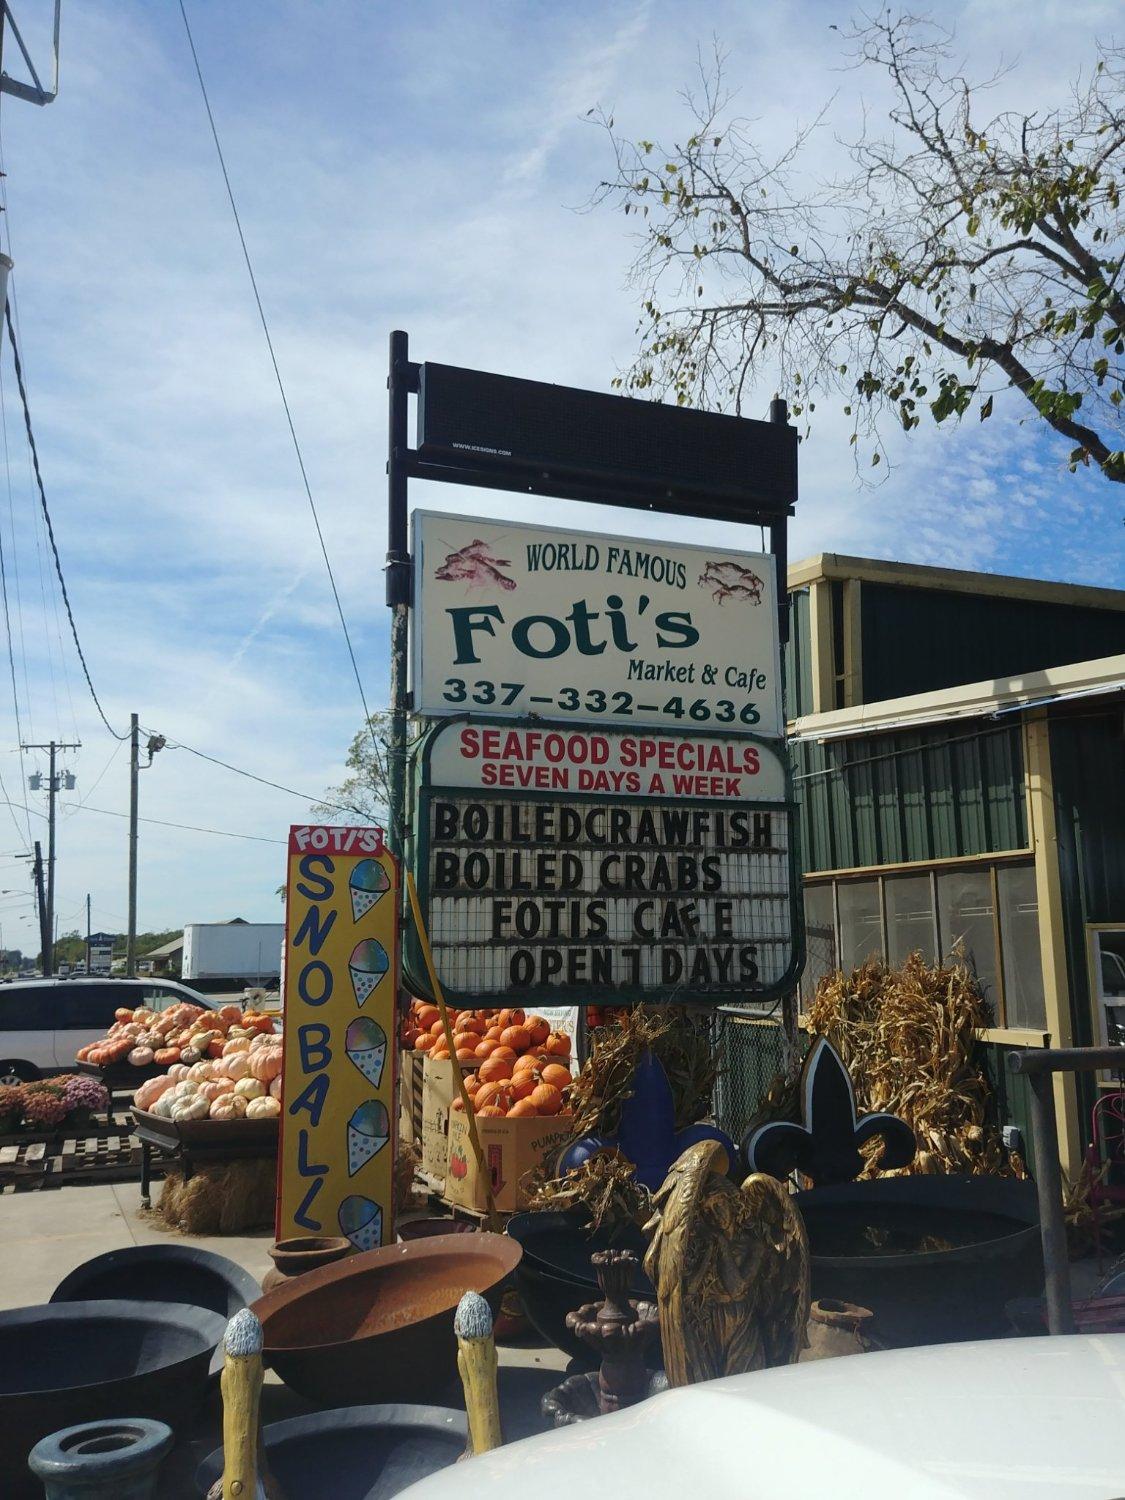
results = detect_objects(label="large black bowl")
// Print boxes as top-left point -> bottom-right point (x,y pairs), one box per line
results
195,1405 -> 467,1499
796,1174 -> 1042,1347
506,1211 -> 655,1365
506,1210 -> 651,1289
0,1300 -> 225,1500
51,1244 -> 261,1318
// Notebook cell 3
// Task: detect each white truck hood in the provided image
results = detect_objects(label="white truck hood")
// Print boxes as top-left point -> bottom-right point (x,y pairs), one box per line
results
405,1336 -> 1125,1499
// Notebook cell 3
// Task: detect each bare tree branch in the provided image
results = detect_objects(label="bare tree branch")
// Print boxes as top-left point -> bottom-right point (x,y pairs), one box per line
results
594,13 -> 1125,482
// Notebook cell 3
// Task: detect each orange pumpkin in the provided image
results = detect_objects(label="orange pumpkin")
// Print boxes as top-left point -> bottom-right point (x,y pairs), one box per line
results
416,1005 -> 439,1029
513,1053 -> 540,1076
473,1081 -> 510,1111
478,1056 -> 514,1084
415,1032 -> 437,1052
476,1105 -> 505,1117
474,1039 -> 497,1060
545,1032 -> 571,1058
510,1074 -> 537,1101
539,1063 -> 572,1092
525,1015 -> 550,1046
455,1047 -> 478,1065
507,1099 -> 538,1118
153,1047 -> 181,1066
490,1045 -> 517,1062
500,1025 -> 531,1052
529,1083 -> 563,1116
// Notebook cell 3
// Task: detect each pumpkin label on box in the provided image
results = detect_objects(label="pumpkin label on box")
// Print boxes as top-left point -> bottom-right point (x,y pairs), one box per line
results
278,826 -> 399,1247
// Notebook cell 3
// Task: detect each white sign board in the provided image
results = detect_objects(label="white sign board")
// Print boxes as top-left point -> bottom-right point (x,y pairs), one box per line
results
413,719 -> 797,1004
412,511 -> 782,737
429,721 -> 787,803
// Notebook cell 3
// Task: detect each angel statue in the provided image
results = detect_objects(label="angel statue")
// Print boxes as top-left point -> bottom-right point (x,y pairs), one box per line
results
644,1140 -> 810,1387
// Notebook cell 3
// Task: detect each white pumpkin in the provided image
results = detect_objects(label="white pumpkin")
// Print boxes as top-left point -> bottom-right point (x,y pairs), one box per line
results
150,1091 -> 176,1119
234,1077 -> 265,1101
171,1094 -> 210,1123
246,1095 -> 281,1120
172,1079 -> 199,1098
187,1060 -> 215,1082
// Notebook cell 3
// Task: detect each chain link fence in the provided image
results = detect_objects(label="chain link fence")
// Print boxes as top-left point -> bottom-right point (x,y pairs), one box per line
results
711,1005 -> 808,1142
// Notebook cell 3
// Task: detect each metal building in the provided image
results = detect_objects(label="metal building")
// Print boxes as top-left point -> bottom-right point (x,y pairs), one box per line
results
783,554 -> 1125,1175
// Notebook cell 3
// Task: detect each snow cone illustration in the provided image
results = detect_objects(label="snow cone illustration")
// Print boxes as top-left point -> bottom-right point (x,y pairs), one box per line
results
345,1016 -> 387,1088
349,858 -> 389,923
348,938 -> 389,1008
347,1099 -> 390,1176
338,1193 -> 383,1252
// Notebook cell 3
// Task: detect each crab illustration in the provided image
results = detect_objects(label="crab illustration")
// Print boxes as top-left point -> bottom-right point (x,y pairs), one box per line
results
698,560 -> 764,604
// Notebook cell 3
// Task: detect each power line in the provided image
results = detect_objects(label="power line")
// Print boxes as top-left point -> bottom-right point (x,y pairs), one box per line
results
4,305 -> 127,740
61,800 -> 286,845
0,513 -> 31,844
145,729 -> 367,818
177,0 -> 380,761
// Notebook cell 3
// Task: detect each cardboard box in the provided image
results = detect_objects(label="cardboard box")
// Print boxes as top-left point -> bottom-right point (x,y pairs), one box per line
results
445,1109 -> 574,1215
421,1056 -> 458,1183
398,1050 -> 424,1147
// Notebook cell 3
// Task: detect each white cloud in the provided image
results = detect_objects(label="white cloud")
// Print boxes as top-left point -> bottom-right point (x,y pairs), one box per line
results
0,0 -> 1118,943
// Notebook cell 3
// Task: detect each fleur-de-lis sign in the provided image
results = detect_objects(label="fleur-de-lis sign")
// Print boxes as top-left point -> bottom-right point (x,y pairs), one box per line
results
559,1048 -> 737,1191
742,1036 -> 916,1186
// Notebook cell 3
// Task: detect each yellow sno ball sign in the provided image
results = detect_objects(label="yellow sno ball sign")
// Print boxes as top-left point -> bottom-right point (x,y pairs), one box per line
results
278,826 -> 399,1250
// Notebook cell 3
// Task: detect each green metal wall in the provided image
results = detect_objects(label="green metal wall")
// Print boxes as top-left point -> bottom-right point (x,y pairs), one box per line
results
860,583 -> 1125,704
784,587 -> 813,719
1049,707 -> 1125,1052
792,722 -> 1027,874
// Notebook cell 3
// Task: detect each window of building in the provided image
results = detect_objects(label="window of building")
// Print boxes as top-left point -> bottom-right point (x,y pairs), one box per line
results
936,867 -> 999,1009
885,873 -> 937,967
996,864 -> 1046,1030
804,857 -> 1044,1031
837,878 -> 883,972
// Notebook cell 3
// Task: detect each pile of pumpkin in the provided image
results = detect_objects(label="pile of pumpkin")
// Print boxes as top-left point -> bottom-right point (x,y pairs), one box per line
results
404,999 -> 574,1121
132,1029 -> 283,1123
77,1001 -> 276,1069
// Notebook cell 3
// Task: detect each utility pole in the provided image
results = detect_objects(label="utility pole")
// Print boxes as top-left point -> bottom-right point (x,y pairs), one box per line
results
23,739 -> 80,977
127,714 -> 138,976
32,839 -> 47,974
126,715 -> 164,979
85,892 -> 91,975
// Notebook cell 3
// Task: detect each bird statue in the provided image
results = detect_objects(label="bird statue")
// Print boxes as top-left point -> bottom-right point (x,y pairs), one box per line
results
644,1139 -> 811,1387
207,1309 -> 285,1500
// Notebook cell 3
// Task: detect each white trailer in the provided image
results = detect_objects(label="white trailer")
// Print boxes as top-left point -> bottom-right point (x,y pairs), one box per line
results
181,922 -> 284,984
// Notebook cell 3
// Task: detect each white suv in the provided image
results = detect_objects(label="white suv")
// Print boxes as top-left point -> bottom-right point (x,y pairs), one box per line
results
0,977 -> 221,1084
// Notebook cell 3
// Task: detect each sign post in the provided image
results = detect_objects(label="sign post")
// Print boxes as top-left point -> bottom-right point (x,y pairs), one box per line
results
278,826 -> 399,1251
385,332 -> 801,1011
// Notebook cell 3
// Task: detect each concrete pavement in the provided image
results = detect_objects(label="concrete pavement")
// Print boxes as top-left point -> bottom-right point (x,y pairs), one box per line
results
2,1179 -> 568,1496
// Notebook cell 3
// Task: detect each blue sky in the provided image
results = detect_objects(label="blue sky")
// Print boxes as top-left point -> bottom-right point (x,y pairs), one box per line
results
0,0 -> 1120,945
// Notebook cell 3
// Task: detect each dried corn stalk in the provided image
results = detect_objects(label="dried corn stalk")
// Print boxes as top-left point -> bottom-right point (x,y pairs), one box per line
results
523,1150 -> 652,1232
803,952 -> 1024,1180
568,1004 -> 717,1139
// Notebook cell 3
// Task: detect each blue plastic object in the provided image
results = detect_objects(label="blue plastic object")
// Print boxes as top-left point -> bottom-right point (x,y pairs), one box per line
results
27,1418 -> 173,1500
557,1048 -> 736,1190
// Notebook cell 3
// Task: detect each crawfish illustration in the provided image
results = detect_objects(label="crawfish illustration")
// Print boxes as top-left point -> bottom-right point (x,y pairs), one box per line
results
434,539 -> 517,591
698,560 -> 764,604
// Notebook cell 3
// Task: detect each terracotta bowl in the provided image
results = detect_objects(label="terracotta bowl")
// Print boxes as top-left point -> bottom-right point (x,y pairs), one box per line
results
252,1233 -> 522,1406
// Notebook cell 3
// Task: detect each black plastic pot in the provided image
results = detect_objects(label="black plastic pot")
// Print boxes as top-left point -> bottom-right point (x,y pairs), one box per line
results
194,1405 -> 467,1499
50,1244 -> 261,1320
0,1300 -> 225,1500
796,1174 -> 1042,1348
506,1211 -> 655,1365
